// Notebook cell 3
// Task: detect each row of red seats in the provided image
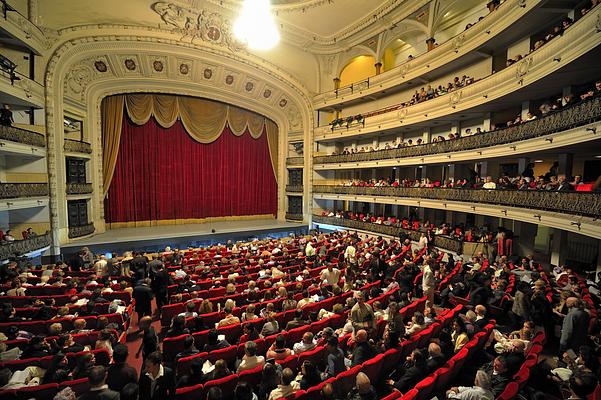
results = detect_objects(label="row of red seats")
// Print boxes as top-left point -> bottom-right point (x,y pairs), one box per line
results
0,290 -> 132,308
0,312 -> 126,335
173,294 -> 439,400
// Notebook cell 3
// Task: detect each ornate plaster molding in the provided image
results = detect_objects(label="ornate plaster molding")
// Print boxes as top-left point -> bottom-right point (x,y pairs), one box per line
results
43,27 -> 316,252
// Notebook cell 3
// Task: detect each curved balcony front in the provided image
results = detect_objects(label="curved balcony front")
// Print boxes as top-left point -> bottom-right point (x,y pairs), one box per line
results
312,185 -> 601,239
314,9 -> 601,142
0,232 -> 51,260
314,95 -> 601,169
312,215 -> 463,254
313,0 -> 546,109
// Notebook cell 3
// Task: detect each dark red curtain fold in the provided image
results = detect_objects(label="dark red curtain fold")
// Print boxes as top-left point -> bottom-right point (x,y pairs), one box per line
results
105,116 -> 277,224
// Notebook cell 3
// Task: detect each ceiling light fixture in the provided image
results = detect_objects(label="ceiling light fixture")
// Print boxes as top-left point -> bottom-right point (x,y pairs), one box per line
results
234,0 -> 280,50
534,159 -> 544,163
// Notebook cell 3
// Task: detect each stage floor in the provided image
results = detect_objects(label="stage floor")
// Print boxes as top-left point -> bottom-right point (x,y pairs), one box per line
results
61,219 -> 308,255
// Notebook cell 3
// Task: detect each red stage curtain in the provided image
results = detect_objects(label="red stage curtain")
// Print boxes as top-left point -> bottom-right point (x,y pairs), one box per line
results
105,116 -> 277,224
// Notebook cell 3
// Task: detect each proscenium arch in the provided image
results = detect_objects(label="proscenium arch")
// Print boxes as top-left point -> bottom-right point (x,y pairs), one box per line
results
44,32 -> 315,254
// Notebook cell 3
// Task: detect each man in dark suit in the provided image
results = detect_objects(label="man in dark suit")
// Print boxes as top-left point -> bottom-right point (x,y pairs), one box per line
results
133,278 -> 153,319
285,309 -> 309,331
106,345 -> 137,393
77,366 -> 120,400
152,264 -> 171,316
485,355 -> 512,397
131,252 -> 149,283
351,329 -> 377,367
393,349 -> 429,393
139,351 -> 176,400
426,342 -> 446,373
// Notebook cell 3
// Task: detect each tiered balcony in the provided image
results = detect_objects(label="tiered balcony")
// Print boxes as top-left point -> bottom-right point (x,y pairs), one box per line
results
314,0 -> 545,109
0,183 -> 49,210
0,2 -> 47,55
314,8 -> 601,142
68,223 -> 95,239
314,95 -> 601,169
0,232 -> 51,260
0,125 -> 46,157
312,215 -> 463,253
313,185 -> 601,239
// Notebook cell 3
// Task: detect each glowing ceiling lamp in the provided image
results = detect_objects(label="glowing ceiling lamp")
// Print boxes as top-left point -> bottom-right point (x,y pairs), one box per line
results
234,0 -> 280,50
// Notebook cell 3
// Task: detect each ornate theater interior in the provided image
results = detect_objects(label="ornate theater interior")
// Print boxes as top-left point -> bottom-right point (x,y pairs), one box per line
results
0,0 -> 600,399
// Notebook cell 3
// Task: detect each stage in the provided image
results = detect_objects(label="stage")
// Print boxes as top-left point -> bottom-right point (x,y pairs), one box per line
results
61,219 -> 308,256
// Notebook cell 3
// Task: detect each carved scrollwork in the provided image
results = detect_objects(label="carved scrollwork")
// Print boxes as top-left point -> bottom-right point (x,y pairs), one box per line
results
0,232 -> 51,260
68,223 -> 95,239
314,96 -> 601,165
66,183 -> 93,195
312,215 -> 463,253
64,139 -> 92,154
285,185 -> 303,193
0,125 -> 46,147
151,2 -> 243,51
0,183 -> 49,199
285,213 -> 304,221
516,57 -> 533,78
452,33 -> 466,52
286,157 -> 304,166
313,186 -> 601,218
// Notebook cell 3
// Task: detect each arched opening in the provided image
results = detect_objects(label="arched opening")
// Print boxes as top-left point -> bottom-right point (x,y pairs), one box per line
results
339,55 -> 376,87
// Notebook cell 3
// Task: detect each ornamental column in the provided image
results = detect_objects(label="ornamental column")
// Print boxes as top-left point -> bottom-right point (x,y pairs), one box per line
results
426,37 -> 436,51
333,77 -> 341,91
374,62 -> 383,75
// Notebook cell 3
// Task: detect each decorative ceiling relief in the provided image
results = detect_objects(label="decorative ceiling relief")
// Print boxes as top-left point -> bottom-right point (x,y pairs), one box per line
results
124,58 -> 137,71
153,59 -> 165,73
286,105 -> 303,131
151,2 -> 244,51
225,74 -> 235,85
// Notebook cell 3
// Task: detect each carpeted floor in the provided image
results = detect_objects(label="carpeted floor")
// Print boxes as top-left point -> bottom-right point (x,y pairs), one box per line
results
124,304 -> 162,375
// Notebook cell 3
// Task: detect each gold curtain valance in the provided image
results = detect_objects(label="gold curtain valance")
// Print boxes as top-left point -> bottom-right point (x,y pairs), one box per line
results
102,94 -> 279,195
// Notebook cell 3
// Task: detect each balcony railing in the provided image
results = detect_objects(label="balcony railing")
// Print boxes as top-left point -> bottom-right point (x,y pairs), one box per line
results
0,125 -> 46,147
312,215 -> 463,254
313,186 -> 601,218
64,139 -> 92,154
66,183 -> 93,195
68,223 -> 95,239
313,0 -> 540,107
315,95 -> 601,165
0,183 -> 48,199
286,157 -> 304,167
0,232 -> 51,260
285,213 -> 304,221
314,9 -> 601,140
285,185 -> 303,193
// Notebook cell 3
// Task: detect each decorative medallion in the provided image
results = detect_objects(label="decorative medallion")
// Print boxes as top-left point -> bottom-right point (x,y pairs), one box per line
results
206,26 -> 221,41
279,99 -> 288,107
153,60 -> 164,72
124,59 -> 136,71
203,68 -> 213,79
225,75 -> 234,85
263,89 -> 272,98
449,91 -> 462,105
516,58 -> 533,78
94,61 -> 107,72
245,82 -> 254,91
397,108 -> 407,120
179,63 -> 189,75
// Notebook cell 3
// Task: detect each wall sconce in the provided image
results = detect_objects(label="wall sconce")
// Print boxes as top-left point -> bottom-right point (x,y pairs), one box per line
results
586,127 -> 597,134
533,214 -> 541,221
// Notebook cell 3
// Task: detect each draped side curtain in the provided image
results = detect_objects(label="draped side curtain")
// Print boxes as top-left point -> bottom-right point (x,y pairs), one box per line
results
102,94 -> 279,195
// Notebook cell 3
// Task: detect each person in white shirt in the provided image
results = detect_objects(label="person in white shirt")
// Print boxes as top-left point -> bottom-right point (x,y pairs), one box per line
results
447,369 -> 494,400
422,262 -> 436,306
482,176 -> 497,189
236,341 -> 265,373
320,264 -> 341,285
293,332 -> 316,354
305,241 -> 316,258
267,368 -> 299,400
418,233 -> 428,251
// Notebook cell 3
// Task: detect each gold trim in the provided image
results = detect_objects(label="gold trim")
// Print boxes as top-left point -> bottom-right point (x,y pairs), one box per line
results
106,214 -> 276,230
